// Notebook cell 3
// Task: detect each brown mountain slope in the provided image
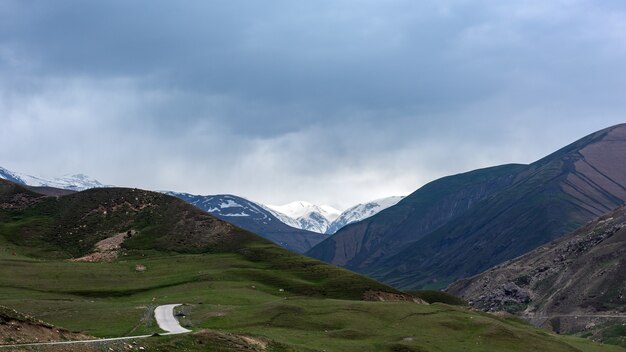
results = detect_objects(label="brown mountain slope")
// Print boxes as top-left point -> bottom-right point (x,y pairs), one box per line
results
307,164 -> 526,267
308,124 -> 626,289
447,204 -> 626,336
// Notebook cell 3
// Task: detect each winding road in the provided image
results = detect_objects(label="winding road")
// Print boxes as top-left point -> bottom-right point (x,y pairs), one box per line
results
154,304 -> 191,334
0,304 -> 191,349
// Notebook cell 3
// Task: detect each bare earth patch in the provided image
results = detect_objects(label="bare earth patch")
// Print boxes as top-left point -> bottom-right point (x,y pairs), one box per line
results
0,320 -> 91,346
362,290 -> 428,304
72,231 -> 135,262
0,306 -> 92,348
239,335 -> 269,350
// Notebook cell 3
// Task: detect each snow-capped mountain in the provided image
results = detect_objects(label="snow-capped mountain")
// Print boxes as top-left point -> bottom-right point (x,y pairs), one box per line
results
170,192 -> 274,220
167,192 -> 327,253
0,166 -> 105,191
266,197 -> 405,234
326,196 -> 405,234
266,201 -> 341,234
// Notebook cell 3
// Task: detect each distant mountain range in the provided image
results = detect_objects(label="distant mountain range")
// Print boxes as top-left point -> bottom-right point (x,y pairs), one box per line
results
308,124 -> 626,290
267,197 -> 404,234
267,201 -> 341,233
167,194 -> 404,252
326,196 -> 404,235
0,167 -> 105,191
166,193 -> 327,253
0,166 -> 401,253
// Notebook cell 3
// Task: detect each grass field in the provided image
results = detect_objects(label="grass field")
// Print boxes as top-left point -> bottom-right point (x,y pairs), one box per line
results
1,247 -> 624,351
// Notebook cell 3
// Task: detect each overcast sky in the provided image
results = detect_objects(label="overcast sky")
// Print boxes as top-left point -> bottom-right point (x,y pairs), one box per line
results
1,1 -> 625,209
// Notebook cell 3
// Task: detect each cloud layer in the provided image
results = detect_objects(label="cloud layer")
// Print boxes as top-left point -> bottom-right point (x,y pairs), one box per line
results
1,1 -> 625,208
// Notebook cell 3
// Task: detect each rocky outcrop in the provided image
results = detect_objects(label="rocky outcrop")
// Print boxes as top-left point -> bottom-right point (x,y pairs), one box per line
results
447,204 -> 626,334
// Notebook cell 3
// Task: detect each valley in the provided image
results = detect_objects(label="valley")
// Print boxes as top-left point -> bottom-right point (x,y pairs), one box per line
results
0,179 -> 620,351
2,126 -> 626,350
3,2 -> 626,350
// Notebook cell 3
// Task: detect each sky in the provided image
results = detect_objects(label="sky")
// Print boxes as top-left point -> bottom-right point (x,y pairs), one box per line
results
1,1 -> 626,209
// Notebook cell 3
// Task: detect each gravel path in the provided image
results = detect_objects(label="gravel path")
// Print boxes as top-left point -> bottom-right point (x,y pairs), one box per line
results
154,304 -> 191,334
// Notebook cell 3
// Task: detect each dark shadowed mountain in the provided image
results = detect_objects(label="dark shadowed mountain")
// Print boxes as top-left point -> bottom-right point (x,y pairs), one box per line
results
308,124 -> 626,289
168,192 -> 327,253
447,204 -> 626,337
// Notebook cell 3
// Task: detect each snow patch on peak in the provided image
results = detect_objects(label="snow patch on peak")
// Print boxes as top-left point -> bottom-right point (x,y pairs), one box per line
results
0,167 -> 25,184
266,201 -> 343,233
319,205 -> 341,220
51,174 -> 105,190
267,201 -> 341,220
264,196 -> 405,235
326,196 -> 405,234
220,199 -> 244,208
0,166 -> 106,191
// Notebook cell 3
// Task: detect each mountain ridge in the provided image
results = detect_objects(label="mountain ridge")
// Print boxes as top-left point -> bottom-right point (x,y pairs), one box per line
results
308,123 -> 626,289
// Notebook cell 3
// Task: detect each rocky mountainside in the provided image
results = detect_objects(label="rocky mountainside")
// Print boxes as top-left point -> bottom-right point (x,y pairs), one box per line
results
308,124 -> 626,289
168,192 -> 327,253
0,166 -> 105,191
447,204 -> 626,336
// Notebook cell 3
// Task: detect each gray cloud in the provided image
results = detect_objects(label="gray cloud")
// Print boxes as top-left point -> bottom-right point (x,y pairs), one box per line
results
1,1 -> 626,208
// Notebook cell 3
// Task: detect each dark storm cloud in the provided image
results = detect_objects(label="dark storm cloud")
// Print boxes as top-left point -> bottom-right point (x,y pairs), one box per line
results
1,1 -> 626,207
2,1 -> 496,132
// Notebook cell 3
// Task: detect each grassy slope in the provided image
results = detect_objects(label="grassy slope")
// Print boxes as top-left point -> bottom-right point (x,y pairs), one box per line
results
0,182 -> 622,351
1,249 -> 623,352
